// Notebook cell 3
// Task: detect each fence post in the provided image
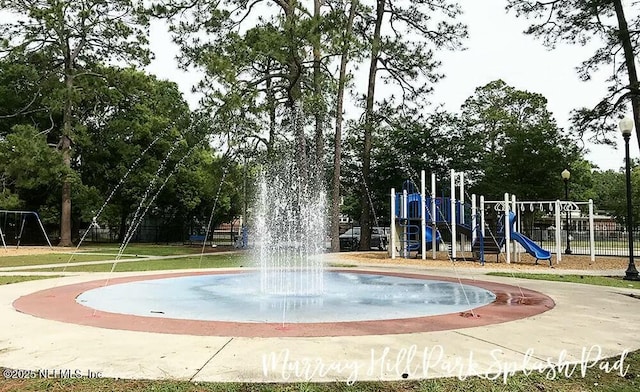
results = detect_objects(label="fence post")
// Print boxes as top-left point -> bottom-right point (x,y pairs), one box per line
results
421,171 -> 426,260
471,194 -> 477,244
431,172 -> 437,260
504,193 -> 511,264
589,199 -> 595,263
512,194 -> 519,262
555,200 -> 562,264
450,170 -> 457,259
403,189 -> 408,258
391,188 -> 396,259
480,196 -> 485,237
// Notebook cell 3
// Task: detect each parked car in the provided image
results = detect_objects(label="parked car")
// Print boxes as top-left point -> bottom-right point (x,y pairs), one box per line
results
339,226 -> 389,251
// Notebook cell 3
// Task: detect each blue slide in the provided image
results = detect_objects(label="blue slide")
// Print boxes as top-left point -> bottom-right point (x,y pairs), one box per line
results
508,212 -> 552,263
424,226 -> 438,244
409,226 -> 440,251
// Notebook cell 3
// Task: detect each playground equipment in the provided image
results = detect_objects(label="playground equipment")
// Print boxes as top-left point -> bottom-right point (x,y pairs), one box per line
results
507,211 -> 551,264
503,196 -> 595,264
390,170 -> 477,260
0,210 -> 52,249
390,170 -> 595,264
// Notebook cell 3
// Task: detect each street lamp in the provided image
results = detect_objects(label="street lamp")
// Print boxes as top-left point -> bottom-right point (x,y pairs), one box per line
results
619,117 -> 639,281
561,169 -> 572,254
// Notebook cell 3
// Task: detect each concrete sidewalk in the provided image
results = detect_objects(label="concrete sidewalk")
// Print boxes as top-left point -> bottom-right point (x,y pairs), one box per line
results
0,262 -> 638,384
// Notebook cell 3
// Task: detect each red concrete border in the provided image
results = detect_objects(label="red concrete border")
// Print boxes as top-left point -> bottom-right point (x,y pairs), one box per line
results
12,269 -> 555,337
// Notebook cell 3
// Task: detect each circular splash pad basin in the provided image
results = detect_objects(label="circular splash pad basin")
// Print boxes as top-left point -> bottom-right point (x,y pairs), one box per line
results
75,271 -> 496,323
13,269 -> 555,337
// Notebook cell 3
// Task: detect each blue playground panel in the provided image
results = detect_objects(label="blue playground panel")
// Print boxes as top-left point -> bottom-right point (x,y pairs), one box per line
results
395,194 -> 471,226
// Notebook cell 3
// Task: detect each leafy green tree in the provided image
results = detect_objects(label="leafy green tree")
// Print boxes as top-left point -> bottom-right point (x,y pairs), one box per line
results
0,0 -> 151,245
73,66 -> 196,241
158,0 -> 355,251
0,51 -> 240,243
459,80 -> 583,201
562,158 -> 596,203
156,0 -> 333,154
0,56 -> 76,230
0,53 -> 63,138
623,162 -> 640,229
592,169 -> 623,214
0,125 -> 66,213
357,0 -> 467,250
506,0 -> 640,151
591,163 -> 640,227
339,106 -> 462,228
155,0 -> 467,251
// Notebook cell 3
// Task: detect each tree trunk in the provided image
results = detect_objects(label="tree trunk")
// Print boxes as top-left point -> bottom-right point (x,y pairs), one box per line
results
265,61 -> 276,157
59,136 -> 72,246
58,68 -> 74,247
359,0 -> 385,251
118,210 -> 128,243
330,0 -> 357,252
613,0 -> 640,153
313,0 -> 325,167
283,2 -> 306,181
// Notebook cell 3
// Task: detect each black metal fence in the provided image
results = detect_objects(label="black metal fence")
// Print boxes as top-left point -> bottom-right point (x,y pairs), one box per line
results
78,224 -> 240,247
79,224 -> 184,244
522,226 -> 640,257
6,217 -> 640,258
0,223 -> 50,246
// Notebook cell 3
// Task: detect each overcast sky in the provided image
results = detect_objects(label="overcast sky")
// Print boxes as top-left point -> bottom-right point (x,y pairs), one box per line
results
146,0 -> 640,173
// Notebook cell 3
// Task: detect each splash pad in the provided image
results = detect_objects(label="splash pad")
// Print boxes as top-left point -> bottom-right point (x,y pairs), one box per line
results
13,268 -> 554,337
74,271 -> 496,323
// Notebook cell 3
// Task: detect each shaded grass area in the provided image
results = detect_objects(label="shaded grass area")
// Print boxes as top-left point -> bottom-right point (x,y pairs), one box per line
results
73,244 -> 233,257
1,348 -> 638,391
327,263 -> 358,268
22,253 -> 247,272
0,245 -> 238,268
487,272 -> 640,290
0,275 -> 62,285
0,253 -> 137,268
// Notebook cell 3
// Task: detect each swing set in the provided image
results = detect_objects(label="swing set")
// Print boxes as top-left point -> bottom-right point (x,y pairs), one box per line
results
0,210 -> 53,249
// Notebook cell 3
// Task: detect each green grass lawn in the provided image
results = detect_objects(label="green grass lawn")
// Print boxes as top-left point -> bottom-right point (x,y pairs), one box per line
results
0,275 -> 62,285
21,253 -> 247,272
0,253 -> 139,268
488,272 -> 640,290
72,243 -> 231,257
0,244 -> 238,269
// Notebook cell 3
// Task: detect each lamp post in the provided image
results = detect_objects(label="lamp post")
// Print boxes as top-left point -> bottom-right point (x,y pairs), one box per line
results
619,117 -> 639,281
561,169 -> 572,254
